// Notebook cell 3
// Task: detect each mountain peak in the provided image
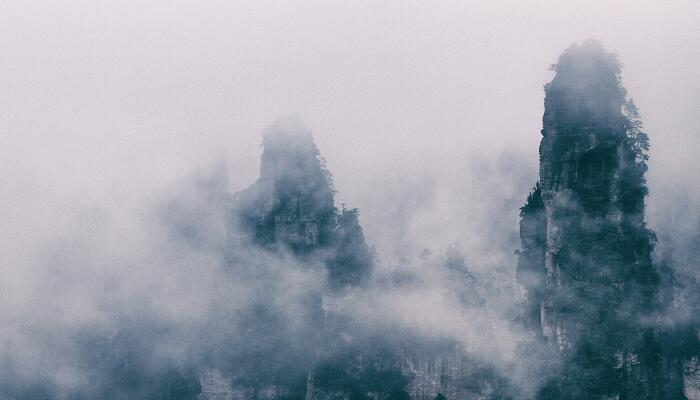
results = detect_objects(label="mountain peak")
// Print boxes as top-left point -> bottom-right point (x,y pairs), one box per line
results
544,40 -> 626,133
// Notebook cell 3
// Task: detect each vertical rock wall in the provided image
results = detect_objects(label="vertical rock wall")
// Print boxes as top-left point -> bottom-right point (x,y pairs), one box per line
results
516,41 -> 691,399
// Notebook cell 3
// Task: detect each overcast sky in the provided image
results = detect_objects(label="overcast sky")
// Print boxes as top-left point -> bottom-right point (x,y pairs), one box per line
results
2,0 -> 699,263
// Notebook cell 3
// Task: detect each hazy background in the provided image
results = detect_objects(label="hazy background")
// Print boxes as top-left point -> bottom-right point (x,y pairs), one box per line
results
2,0 -> 699,267
0,1 -> 699,394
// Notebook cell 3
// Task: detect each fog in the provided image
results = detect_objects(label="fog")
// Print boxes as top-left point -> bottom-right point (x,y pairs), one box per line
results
2,1 -> 699,261
1,1 -> 699,398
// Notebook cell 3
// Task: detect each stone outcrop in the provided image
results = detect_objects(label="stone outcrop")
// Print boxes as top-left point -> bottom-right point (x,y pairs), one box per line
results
200,117 -> 375,400
517,41 -> 689,398
516,183 -> 546,338
234,117 -> 372,289
235,117 -> 336,255
519,40 -> 650,347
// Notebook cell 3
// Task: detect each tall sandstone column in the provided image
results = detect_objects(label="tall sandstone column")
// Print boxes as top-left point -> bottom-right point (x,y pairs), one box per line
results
517,41 -> 678,398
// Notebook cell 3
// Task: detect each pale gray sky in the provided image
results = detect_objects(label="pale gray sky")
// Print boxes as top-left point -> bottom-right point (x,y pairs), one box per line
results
1,0 -> 699,261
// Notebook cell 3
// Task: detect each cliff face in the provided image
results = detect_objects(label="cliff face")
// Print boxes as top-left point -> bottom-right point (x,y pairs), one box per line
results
235,117 -> 336,254
199,118 -> 376,400
517,41 -> 683,398
235,116 -> 372,289
516,183 -> 546,338
538,41 -> 636,351
216,120 -> 498,400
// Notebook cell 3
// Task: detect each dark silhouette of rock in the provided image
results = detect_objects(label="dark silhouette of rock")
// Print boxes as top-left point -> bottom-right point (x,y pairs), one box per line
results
517,41 -> 689,399
234,116 -> 373,289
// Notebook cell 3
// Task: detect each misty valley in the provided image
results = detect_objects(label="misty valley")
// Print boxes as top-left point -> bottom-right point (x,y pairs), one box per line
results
1,40 -> 698,400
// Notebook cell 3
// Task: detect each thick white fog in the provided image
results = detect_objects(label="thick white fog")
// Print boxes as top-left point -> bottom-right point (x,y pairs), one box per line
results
0,1 -> 699,398
2,0 -> 698,264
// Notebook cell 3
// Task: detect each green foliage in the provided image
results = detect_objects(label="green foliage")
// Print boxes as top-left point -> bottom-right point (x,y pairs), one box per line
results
623,99 -> 650,165
520,182 -> 544,216
326,208 -> 374,289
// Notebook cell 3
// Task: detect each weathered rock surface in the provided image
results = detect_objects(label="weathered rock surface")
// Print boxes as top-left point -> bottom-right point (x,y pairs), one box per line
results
199,118 -> 377,400
517,41 -> 691,399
